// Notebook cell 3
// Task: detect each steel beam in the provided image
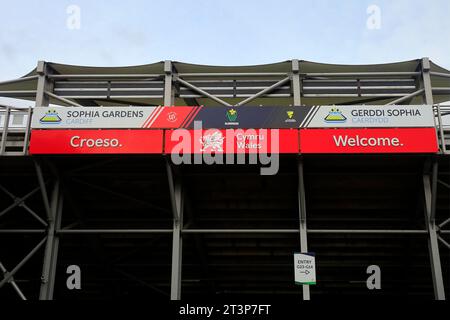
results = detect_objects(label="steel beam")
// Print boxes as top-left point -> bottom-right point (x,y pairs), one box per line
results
430,161 -> 438,223
35,61 -> 51,108
439,217 -> 450,229
437,236 -> 450,249
423,161 -> 446,300
39,179 -> 63,300
0,237 -> 47,288
36,228 -> 431,235
0,185 -> 42,219
298,159 -> 310,300
34,160 -> 52,222
430,71 -> 450,78
46,188 -> 62,301
45,91 -> 83,107
181,229 -> 428,234
57,229 -> 172,234
166,162 -> 182,221
171,218 -> 183,300
0,261 -> 27,300
234,77 -> 290,107
0,184 -> 47,226
178,72 -> 288,77
421,58 -> 434,105
292,59 -> 302,106
166,161 -> 184,300
0,75 -> 38,86
0,229 -> 46,234
48,74 -> 162,79
177,71 -> 419,78
0,90 -> 36,97
419,59 -> 445,153
384,89 -> 424,105
176,77 -> 232,107
305,71 -> 420,77
164,60 -> 174,106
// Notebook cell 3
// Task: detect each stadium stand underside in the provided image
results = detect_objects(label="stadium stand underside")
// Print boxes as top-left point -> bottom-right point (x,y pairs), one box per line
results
0,58 -> 449,300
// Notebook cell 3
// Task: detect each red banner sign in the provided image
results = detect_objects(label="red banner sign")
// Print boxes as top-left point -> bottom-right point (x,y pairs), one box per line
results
165,129 -> 299,154
29,130 -> 164,154
299,128 -> 438,154
29,128 -> 438,155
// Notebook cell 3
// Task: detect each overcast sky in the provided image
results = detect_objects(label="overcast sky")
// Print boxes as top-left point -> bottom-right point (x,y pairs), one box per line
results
1,0 -> 450,106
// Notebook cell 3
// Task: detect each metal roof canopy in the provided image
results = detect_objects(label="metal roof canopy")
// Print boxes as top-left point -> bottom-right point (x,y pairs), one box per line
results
1,58 -> 450,107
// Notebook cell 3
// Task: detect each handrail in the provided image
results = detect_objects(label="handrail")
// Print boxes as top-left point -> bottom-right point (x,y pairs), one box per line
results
0,106 -> 10,155
434,104 -> 448,154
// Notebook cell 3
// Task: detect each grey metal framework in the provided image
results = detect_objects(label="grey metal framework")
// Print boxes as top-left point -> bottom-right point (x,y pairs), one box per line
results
0,58 -> 449,300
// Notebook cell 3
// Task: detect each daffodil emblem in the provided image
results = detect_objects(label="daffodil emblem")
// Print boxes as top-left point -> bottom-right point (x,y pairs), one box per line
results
226,108 -> 238,122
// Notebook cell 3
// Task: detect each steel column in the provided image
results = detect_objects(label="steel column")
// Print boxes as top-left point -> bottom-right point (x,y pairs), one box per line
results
421,58 -> 434,105
292,59 -> 302,106
34,161 -> 52,221
171,218 -> 183,300
35,61 -> 51,108
423,160 -> 446,300
167,161 -> 184,300
298,159 -> 310,300
39,178 -> 63,300
164,60 -> 174,106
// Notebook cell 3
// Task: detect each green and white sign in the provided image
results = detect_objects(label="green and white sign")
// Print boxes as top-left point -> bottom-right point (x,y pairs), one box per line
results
294,252 -> 316,285
306,105 -> 435,128
31,106 -> 157,129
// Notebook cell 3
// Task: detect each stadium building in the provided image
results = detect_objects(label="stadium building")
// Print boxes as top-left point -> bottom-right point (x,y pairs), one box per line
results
0,58 -> 449,300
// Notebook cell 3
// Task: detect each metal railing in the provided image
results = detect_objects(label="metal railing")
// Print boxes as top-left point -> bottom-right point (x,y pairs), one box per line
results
434,104 -> 450,154
0,105 -> 32,156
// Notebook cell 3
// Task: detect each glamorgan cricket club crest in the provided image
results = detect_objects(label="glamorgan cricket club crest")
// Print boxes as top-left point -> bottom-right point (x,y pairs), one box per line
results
285,110 -> 296,123
39,109 -> 62,124
225,108 -> 239,125
324,108 -> 347,123
226,108 -> 237,121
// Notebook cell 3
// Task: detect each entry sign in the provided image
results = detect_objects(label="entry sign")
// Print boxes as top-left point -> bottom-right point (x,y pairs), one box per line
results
294,253 -> 316,285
